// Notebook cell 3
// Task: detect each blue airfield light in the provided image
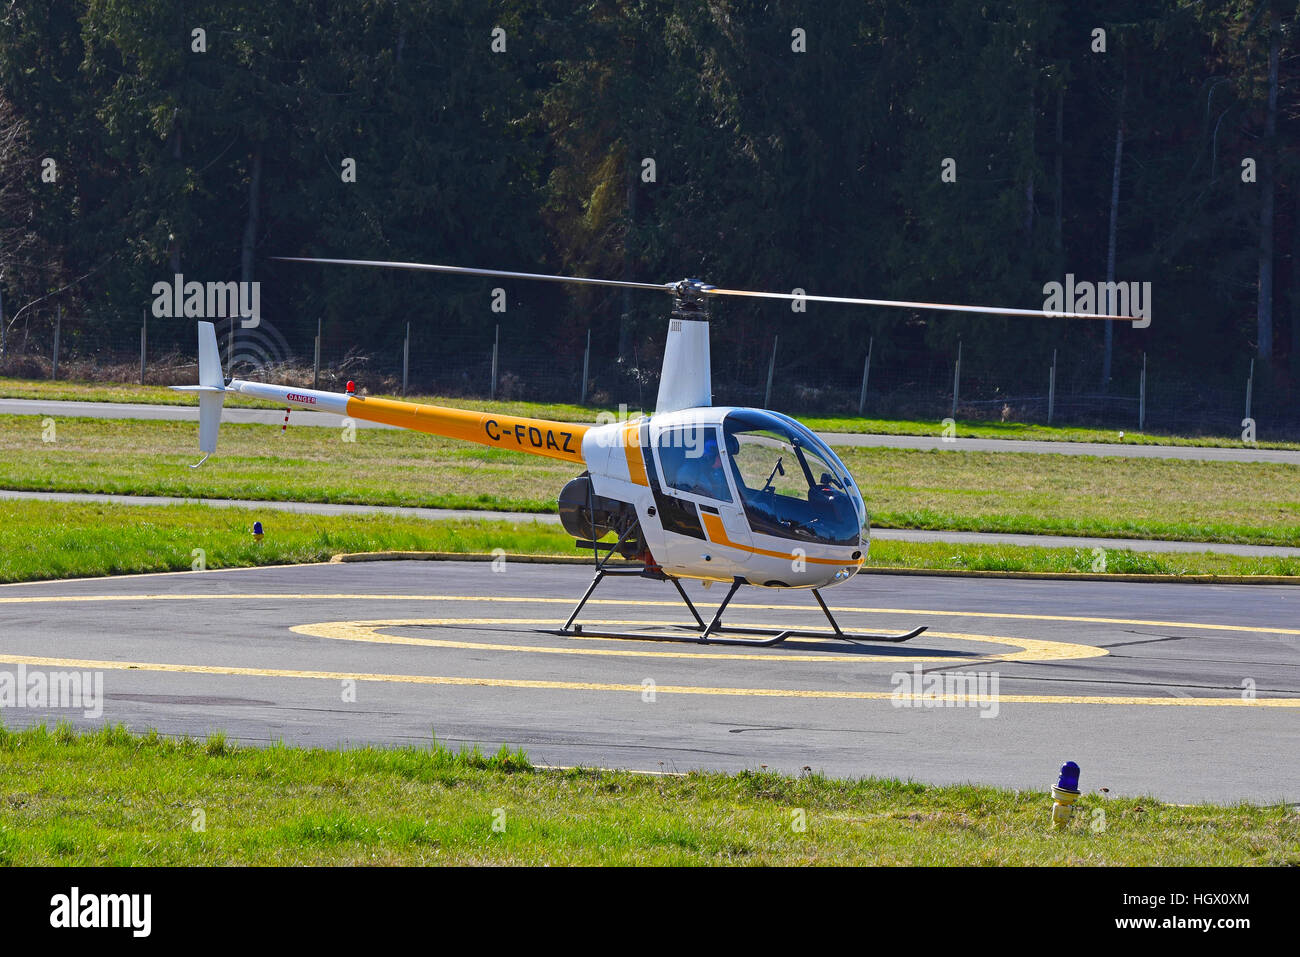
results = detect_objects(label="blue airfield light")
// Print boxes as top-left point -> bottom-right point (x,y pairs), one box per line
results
1051,761 -> 1082,828
1056,761 -> 1081,794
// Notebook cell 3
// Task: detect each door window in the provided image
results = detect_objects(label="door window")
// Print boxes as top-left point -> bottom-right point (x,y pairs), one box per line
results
655,426 -> 733,503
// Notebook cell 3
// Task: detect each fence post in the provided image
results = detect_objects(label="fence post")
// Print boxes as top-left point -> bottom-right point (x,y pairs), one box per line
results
313,316 -> 321,390
0,286 -> 6,358
764,335 -> 778,408
858,337 -> 873,416
489,324 -> 498,400
402,321 -> 410,397
140,309 -> 147,384
52,305 -> 61,380
950,340 -> 961,420
1244,357 -> 1254,423
1138,351 -> 1147,431
580,328 -> 590,404
1047,348 -> 1056,425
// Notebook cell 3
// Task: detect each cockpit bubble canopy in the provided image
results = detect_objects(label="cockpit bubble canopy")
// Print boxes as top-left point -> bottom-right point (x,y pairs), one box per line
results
722,409 -> 867,547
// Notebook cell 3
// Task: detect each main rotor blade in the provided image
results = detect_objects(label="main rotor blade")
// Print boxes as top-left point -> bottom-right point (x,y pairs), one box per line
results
273,257 -> 670,293
276,256 -> 1139,321
704,287 -> 1135,321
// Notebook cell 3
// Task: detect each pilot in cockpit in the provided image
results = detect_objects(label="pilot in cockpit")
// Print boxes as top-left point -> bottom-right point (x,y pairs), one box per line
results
676,434 -> 732,501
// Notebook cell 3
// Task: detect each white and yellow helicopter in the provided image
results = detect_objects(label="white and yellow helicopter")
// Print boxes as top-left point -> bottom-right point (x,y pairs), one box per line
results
176,258 -> 1134,647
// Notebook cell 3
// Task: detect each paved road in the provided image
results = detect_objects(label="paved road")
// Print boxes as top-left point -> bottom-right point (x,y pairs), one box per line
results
5,488 -> 1298,558
1,560 -> 1296,803
3,398 -> 1296,462
823,431 -> 1300,464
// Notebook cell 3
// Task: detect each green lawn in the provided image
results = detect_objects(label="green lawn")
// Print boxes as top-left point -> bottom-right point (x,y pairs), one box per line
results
0,500 -> 576,583
2,375 -> 1291,448
2,499 -> 1298,584
3,414 -> 1299,546
1,724 -> 1292,865
800,414 -> 1299,449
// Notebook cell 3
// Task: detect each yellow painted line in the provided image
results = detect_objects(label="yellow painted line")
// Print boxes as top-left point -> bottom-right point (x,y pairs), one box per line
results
288,618 -> 1106,662
825,604 -> 1300,637
2,592 -> 1296,638
0,653 -> 1293,706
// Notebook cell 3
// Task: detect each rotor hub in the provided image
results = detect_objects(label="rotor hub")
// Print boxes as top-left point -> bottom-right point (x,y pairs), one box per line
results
670,278 -> 712,320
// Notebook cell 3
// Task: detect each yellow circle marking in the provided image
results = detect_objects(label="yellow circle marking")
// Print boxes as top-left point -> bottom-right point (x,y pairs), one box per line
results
4,592 -> 1296,706
1,592 -> 1295,638
0,652 -> 1294,707
288,618 -> 1106,663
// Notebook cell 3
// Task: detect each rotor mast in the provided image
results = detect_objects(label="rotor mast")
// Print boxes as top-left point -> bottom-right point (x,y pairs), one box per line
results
655,279 -> 715,414
669,278 -> 713,322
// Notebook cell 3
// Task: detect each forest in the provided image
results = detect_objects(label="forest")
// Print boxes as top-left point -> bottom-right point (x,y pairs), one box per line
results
0,0 -> 1295,418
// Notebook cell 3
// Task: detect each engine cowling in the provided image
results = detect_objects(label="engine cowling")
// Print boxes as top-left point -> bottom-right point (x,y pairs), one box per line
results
558,474 -> 639,556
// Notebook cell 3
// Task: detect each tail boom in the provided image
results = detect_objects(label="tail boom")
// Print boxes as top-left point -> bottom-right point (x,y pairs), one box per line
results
227,379 -> 588,464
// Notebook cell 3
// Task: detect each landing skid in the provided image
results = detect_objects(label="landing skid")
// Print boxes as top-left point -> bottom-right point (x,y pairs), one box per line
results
556,568 -> 927,648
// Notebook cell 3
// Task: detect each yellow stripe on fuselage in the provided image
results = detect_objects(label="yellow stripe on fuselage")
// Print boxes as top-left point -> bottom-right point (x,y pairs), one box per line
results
344,395 -> 588,464
623,422 -> 649,486
700,512 -> 864,567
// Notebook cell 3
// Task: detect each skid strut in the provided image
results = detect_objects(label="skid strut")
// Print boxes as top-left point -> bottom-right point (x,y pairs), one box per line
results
557,572 -> 926,648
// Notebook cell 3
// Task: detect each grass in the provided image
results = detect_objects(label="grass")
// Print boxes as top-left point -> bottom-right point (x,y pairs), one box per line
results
3,414 -> 1299,546
3,375 -> 1294,448
2,499 -> 1298,584
843,447 -> 1300,546
0,414 -> 567,512
0,500 -> 578,583
801,414 -> 1300,449
0,723 -> 1293,865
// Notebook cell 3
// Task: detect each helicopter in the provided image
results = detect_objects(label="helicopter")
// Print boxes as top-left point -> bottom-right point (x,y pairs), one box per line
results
174,257 -> 1136,647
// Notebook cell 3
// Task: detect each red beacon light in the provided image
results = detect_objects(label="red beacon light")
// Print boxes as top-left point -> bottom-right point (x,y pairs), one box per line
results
345,380 -> 355,395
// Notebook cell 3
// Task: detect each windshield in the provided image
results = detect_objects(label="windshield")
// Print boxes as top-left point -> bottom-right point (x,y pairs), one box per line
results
722,409 -> 866,547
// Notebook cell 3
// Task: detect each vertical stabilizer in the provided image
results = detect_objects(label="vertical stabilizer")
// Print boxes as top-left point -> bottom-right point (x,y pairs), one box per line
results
197,320 -> 223,388
170,321 -> 227,464
195,321 -> 225,454
655,317 -> 711,414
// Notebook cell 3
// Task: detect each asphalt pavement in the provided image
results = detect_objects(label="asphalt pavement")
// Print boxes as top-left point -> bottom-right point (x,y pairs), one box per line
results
2,559 -> 1295,803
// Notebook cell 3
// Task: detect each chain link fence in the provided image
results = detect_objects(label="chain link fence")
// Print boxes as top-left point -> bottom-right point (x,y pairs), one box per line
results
2,306 -> 1294,440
